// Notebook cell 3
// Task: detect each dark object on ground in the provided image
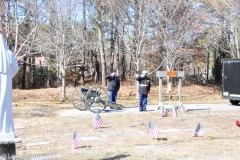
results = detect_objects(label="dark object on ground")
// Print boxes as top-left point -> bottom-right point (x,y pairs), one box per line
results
236,120 -> 240,127
222,59 -> 240,105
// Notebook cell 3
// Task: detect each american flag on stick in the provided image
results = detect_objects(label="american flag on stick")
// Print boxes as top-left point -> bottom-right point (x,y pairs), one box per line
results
180,104 -> 185,113
148,122 -> 159,139
159,107 -> 164,117
173,104 -> 177,118
92,112 -> 103,129
192,123 -> 207,137
159,107 -> 168,117
72,132 -> 81,149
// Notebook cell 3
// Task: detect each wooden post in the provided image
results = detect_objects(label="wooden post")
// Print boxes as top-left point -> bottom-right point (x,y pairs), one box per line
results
156,71 -> 185,109
177,71 -> 184,108
156,71 -> 166,109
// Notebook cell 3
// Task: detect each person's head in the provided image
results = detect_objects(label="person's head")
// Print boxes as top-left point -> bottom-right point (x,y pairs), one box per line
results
141,70 -> 148,77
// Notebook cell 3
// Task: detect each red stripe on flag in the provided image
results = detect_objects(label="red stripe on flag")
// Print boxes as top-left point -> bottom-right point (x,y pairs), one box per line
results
72,132 -> 82,149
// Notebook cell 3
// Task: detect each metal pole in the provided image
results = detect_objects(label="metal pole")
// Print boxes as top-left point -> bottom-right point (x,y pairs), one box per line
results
156,71 -> 166,110
158,77 -> 163,109
178,77 -> 182,105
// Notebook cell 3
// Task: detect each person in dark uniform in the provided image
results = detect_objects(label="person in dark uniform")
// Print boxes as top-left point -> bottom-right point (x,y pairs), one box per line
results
136,70 -> 151,112
105,70 -> 120,103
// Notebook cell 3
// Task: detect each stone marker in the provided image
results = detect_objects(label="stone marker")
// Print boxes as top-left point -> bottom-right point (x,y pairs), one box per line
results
133,145 -> 157,149
85,150 -> 99,154
0,33 -> 21,159
81,137 -> 99,140
25,141 -> 50,147
31,154 -> 61,160
159,129 -> 193,133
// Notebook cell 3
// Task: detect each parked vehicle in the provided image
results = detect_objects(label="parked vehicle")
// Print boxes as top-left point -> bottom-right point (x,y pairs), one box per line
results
222,58 -> 240,105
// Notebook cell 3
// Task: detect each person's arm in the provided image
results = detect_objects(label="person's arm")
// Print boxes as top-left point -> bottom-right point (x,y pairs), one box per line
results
105,74 -> 111,80
135,75 -> 141,81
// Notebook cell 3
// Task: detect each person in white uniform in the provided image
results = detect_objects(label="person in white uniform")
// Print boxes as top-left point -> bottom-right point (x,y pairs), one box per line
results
136,70 -> 151,112
0,34 -> 19,138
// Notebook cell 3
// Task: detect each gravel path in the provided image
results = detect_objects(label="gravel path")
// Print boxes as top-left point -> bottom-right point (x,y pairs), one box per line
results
56,103 -> 240,116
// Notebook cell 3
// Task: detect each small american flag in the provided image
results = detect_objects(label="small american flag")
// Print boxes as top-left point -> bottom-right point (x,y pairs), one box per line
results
148,122 -> 159,139
159,107 -> 164,117
92,112 -> 103,129
72,132 -> 81,149
192,123 -> 207,137
159,107 -> 168,117
173,105 -> 177,118
180,104 -> 185,113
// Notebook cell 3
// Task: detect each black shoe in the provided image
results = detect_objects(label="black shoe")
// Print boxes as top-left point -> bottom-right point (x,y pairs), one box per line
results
139,110 -> 143,112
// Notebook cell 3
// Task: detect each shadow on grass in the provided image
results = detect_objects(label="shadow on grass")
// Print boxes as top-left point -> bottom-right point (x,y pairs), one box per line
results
99,126 -> 110,129
100,154 -> 131,160
146,109 -> 155,112
157,137 -> 168,141
123,106 -> 139,108
103,110 -> 124,113
75,145 -> 91,149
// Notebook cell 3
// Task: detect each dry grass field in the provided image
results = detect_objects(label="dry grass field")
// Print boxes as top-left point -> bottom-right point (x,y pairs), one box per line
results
11,83 -> 240,160
12,82 -> 225,106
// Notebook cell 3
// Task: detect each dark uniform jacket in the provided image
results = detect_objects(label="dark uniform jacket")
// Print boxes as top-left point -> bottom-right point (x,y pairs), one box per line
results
105,75 -> 120,92
136,76 -> 151,95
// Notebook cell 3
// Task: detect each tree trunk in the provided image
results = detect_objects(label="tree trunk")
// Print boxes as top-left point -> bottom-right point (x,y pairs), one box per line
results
81,0 -> 86,85
98,28 -> 106,86
45,66 -> 53,88
30,56 -> 35,89
21,56 -> 27,89
110,19 -> 115,72
130,55 -> 133,79
121,53 -> 126,80
57,60 -> 61,87
49,0 -> 57,87
134,0 -> 140,97
60,66 -> 66,102
117,28 -> 119,75
22,1 -> 31,89
120,26 -> 126,80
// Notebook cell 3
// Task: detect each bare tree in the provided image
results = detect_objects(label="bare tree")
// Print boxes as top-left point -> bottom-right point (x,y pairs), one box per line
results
0,0 -> 44,89
0,0 -> 40,59
89,0 -> 113,86
208,0 -> 240,58
149,1 -> 209,72
81,0 -> 87,85
38,0 -> 85,102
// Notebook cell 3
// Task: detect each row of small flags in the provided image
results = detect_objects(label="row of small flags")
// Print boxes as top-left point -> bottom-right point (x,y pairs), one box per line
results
148,121 -> 207,139
159,104 -> 184,118
72,110 -> 209,149
72,112 -> 103,149
74,119 -> 240,148
72,106 -> 240,149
